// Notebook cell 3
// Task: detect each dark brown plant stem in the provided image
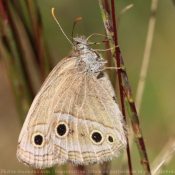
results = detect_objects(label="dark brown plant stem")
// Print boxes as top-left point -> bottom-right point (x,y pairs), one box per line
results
75,165 -> 87,175
100,162 -> 111,175
110,0 -> 124,121
0,0 -> 7,22
99,0 -> 151,174
100,0 -> 151,174
35,170 -> 44,175
1,1 -> 55,174
27,0 -> 46,80
110,1 -> 133,175
2,0 -> 34,101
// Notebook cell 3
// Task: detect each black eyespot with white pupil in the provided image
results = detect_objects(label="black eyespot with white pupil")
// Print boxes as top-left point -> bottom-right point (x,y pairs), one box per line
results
57,124 -> 66,136
34,135 -> 43,145
108,136 -> 113,143
55,122 -> 69,138
32,132 -> 45,147
92,132 -> 102,142
106,134 -> 115,144
90,130 -> 104,145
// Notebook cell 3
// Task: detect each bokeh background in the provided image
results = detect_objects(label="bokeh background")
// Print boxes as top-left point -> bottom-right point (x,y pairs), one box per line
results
0,0 -> 175,175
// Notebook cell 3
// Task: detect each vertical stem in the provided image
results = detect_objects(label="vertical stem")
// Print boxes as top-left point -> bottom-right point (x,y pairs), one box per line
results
110,1 -> 133,174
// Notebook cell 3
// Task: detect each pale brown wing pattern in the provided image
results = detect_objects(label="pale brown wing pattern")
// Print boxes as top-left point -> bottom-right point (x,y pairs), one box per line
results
50,71 -> 126,164
17,56 -> 126,168
17,57 -> 79,168
17,30 -> 127,169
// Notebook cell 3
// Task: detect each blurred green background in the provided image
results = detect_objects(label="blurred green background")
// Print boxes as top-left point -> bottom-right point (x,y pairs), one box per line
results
0,0 -> 175,175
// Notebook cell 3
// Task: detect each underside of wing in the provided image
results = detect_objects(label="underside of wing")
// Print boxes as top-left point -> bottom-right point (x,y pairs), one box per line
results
51,71 -> 126,164
17,55 -> 126,167
17,57 -> 78,168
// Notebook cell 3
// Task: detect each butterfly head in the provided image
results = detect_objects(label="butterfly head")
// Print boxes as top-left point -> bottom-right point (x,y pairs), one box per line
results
72,36 -> 90,52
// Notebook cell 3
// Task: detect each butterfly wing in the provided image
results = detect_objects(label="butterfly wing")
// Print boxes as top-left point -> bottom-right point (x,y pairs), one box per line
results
50,70 -> 126,165
17,55 -> 126,168
17,56 -> 77,168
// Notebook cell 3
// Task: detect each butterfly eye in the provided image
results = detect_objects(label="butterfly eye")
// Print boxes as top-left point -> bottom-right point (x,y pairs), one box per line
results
77,44 -> 84,50
106,134 -> 115,144
31,132 -> 45,148
90,130 -> 104,145
55,122 -> 69,138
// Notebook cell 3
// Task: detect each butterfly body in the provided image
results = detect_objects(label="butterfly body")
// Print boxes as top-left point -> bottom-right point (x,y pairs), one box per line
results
17,36 -> 126,168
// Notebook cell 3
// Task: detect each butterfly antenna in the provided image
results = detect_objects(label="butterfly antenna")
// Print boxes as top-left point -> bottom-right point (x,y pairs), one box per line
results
86,33 -> 107,41
52,8 -> 73,45
72,17 -> 82,43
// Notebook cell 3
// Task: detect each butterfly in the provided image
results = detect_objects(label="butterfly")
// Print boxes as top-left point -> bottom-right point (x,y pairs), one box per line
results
17,8 -> 126,169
